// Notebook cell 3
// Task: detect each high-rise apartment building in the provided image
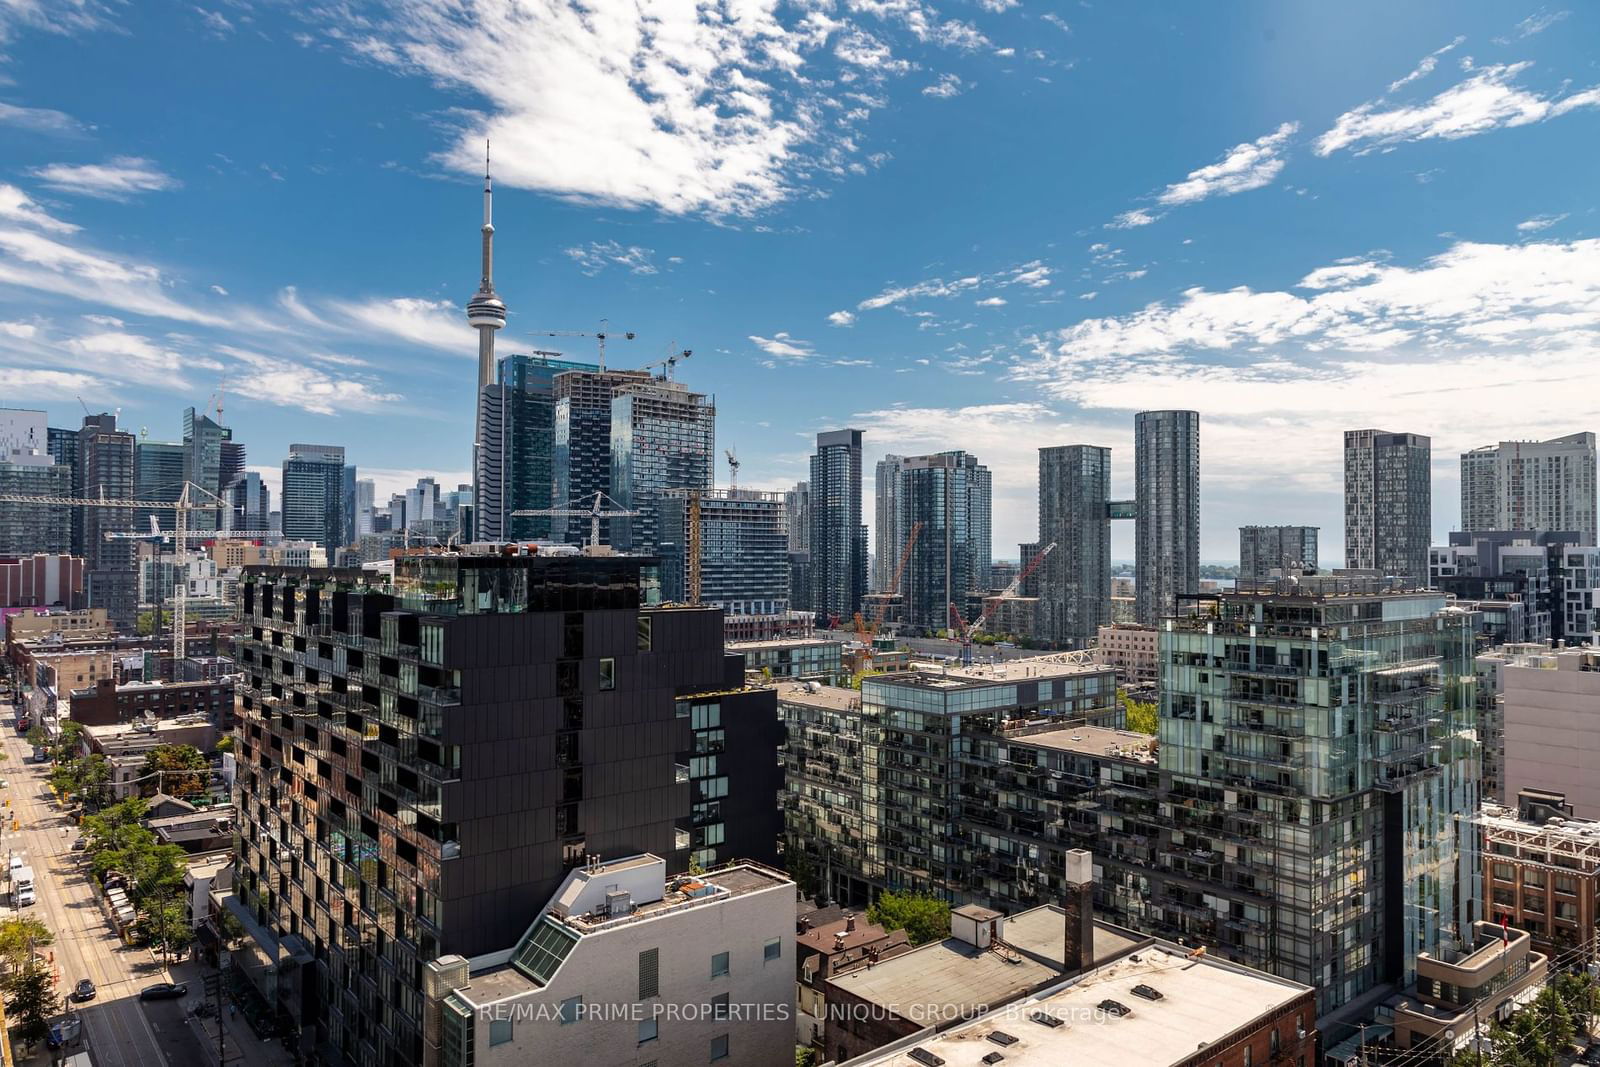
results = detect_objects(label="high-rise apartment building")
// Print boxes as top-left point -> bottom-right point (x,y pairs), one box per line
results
1157,576 -> 1478,1013
353,479 -> 376,537
183,406 -> 235,531
1460,433 -> 1598,546
1134,410 -> 1199,625
0,408 -> 70,556
1036,445 -> 1111,648
551,368 -> 655,546
809,430 -> 866,623
609,379 -> 715,554
224,471 -> 271,533
231,552 -> 779,1065
280,443 -> 346,550
474,352 -> 597,541
134,439 -> 185,534
1344,428 -> 1431,582
895,451 -> 992,632
659,489 -> 789,616
872,455 -> 903,592
76,414 -> 137,628
785,481 -> 810,554
1238,525 -> 1319,580
341,464 -> 358,546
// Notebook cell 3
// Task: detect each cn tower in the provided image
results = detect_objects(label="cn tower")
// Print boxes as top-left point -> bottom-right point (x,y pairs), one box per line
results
466,142 -> 506,510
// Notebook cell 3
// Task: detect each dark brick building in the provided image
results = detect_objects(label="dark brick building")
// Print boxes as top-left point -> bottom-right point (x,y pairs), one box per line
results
68,676 -> 236,728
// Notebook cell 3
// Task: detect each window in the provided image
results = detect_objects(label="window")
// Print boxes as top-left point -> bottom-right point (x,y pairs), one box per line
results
1492,862 -> 1515,882
711,951 -> 729,978
599,658 -> 616,691
712,993 -> 730,1020
638,1018 -> 658,1045
710,1035 -> 729,1062
763,938 -> 782,963
1243,1046 -> 1251,1067
637,615 -> 652,651
639,948 -> 659,1000
559,996 -> 582,1025
489,1020 -> 513,1046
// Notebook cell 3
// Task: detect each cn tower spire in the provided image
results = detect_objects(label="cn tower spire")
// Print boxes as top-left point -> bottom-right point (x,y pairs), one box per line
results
466,138 -> 507,393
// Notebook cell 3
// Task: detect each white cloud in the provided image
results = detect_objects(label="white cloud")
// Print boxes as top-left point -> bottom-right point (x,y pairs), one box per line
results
0,321 -> 37,339
748,331 -> 816,360
1387,35 -> 1463,93
1008,262 -> 1051,288
978,0 -> 1017,10
0,367 -> 98,395
975,296 -> 1007,307
0,102 -> 85,135
859,274 -> 981,310
922,73 -> 965,98
0,183 -> 78,233
0,0 -> 117,43
1109,209 -> 1157,229
328,296 -> 466,352
827,310 -> 857,327
221,346 -> 404,416
29,157 -> 180,200
318,0 -> 902,217
194,7 -> 233,34
1079,291 -> 1097,300
1517,213 -> 1568,233
1315,63 -> 1600,156
0,224 -> 227,325
1041,13 -> 1069,32
831,357 -> 873,366
1155,122 -> 1298,206
210,284 -> 229,296
1514,8 -> 1569,38
563,240 -> 660,276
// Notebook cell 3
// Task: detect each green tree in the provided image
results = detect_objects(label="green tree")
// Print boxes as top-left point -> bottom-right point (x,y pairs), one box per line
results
215,908 -> 247,949
867,890 -> 951,946
140,743 -> 208,797
136,610 -> 158,636
214,735 -> 235,754
139,894 -> 194,961
795,1046 -> 818,1067
81,797 -> 151,854
23,725 -> 47,749
3,962 -> 58,1047
0,917 -> 53,974
1119,691 -> 1158,736
77,753 -> 112,810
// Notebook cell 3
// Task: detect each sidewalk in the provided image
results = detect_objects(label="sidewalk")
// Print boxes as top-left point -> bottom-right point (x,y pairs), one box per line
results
165,957 -> 295,1067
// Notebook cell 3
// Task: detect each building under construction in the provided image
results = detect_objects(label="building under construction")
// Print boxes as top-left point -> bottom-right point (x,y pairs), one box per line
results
658,488 -> 788,616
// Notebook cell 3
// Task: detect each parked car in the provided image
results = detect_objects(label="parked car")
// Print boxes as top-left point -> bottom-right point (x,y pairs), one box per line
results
139,982 -> 187,1001
71,837 -> 86,851
72,978 -> 95,1001
1581,1045 -> 1600,1066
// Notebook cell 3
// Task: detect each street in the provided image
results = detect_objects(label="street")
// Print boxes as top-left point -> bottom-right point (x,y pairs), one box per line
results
0,713 -> 214,1067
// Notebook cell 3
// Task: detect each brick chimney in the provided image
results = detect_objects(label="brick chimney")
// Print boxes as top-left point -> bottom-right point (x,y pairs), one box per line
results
845,912 -> 856,933
1062,849 -> 1094,974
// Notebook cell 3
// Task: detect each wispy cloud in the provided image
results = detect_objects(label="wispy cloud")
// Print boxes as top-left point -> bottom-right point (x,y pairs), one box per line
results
1108,209 -> 1156,229
1512,8 -> 1569,38
0,0 -> 119,43
222,345 -> 404,416
0,183 -> 79,234
563,239 -> 661,276
859,274 -> 982,310
749,332 -> 816,360
29,157 -> 181,200
1387,35 -> 1464,93
1315,63 -> 1600,156
922,73 -> 965,98
1516,213 -> 1568,233
0,101 -> 86,135
328,297 -> 466,352
193,6 -> 234,35
1157,122 -> 1298,206
975,296 -> 1007,307
827,310 -> 856,327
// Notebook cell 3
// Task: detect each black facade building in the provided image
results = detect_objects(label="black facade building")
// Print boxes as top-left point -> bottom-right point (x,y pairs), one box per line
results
232,551 -> 780,1066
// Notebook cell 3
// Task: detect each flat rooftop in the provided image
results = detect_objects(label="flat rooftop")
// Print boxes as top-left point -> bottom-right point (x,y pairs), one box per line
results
877,655 -> 1112,690
828,906 -> 1143,1022
777,681 -> 862,712
852,941 -> 1310,1066
729,637 -> 841,651
1003,723 -> 1156,764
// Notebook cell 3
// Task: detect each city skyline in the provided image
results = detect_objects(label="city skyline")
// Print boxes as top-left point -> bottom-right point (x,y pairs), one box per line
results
2,3 -> 1599,559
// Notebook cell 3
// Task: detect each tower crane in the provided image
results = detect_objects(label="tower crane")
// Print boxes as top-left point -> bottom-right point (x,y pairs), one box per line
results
852,521 -> 922,661
643,348 -> 692,381
535,321 -> 636,371
725,448 -> 740,491
512,490 -> 639,552
0,481 -> 228,661
948,540 -> 1057,666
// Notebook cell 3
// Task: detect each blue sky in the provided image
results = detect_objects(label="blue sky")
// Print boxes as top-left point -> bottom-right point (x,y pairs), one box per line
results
2,1 -> 1598,563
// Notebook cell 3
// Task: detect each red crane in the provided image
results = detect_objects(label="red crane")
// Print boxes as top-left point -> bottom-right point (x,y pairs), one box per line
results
949,541 -> 1057,665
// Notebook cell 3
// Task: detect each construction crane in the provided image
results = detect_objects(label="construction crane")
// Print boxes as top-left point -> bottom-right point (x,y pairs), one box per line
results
0,481 -> 228,660
643,347 -> 692,381
536,321 -> 636,371
511,490 -> 639,551
948,540 -> 1057,665
851,520 -> 923,661
725,448 -> 740,490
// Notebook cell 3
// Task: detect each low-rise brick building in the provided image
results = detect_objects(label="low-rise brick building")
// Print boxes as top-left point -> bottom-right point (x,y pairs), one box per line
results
67,676 -> 236,728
